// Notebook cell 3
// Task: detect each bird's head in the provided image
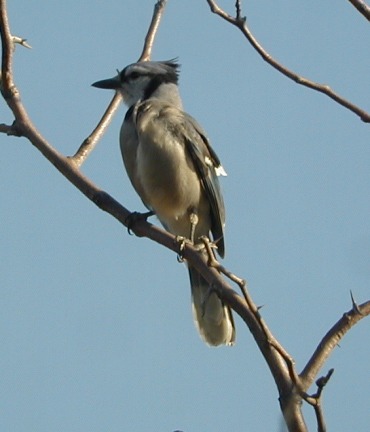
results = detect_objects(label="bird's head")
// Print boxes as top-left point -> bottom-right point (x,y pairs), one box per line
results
92,60 -> 180,107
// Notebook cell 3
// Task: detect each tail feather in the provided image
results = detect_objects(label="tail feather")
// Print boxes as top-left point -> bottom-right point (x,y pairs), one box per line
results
188,265 -> 235,346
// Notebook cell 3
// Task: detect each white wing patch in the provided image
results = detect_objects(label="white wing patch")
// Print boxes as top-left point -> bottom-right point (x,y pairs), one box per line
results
204,156 -> 227,177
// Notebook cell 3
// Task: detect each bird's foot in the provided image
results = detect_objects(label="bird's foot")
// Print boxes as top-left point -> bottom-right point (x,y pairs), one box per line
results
125,210 -> 154,235
176,235 -> 215,262
175,236 -> 193,262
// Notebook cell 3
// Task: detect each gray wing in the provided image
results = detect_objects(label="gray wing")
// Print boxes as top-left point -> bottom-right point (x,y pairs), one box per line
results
180,113 -> 226,258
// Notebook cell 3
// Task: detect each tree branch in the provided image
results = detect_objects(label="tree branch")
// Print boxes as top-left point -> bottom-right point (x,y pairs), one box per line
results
206,0 -> 370,123
70,93 -> 122,167
138,0 -> 168,62
347,0 -> 370,21
300,299 -> 370,388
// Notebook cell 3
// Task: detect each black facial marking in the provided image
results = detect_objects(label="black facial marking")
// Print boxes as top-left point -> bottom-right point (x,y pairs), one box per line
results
143,72 -> 178,99
124,105 -> 135,121
127,71 -> 140,81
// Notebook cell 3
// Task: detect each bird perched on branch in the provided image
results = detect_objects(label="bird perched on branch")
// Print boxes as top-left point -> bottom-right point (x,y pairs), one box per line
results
92,60 -> 235,346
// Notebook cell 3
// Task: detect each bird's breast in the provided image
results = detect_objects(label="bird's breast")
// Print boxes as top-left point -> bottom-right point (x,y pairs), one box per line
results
136,133 -> 202,219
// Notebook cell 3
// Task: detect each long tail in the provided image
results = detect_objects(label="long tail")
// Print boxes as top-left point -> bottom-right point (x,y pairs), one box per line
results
188,265 -> 235,346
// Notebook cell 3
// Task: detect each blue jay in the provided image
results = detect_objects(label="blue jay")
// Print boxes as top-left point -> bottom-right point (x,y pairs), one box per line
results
92,60 -> 235,346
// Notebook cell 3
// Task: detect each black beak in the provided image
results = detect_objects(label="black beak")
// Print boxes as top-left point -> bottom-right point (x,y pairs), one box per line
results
91,77 -> 120,90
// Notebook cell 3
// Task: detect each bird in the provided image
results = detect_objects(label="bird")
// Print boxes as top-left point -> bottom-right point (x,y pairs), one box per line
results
92,60 -> 235,346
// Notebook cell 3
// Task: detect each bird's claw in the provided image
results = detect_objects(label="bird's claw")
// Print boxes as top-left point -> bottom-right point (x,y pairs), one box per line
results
176,235 -> 202,262
199,235 -> 218,250
125,210 -> 154,235
176,236 -> 190,262
198,236 -> 219,266
176,235 -> 217,262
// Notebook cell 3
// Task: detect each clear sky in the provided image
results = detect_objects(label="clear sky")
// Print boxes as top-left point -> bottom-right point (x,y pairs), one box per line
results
1,1 -> 369,431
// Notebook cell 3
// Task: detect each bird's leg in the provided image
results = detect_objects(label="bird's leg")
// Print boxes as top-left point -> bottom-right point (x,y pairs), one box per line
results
189,208 -> 199,244
176,208 -> 199,262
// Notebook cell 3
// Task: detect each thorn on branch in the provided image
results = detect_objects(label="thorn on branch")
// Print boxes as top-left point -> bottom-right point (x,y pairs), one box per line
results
350,290 -> 364,316
12,36 -> 32,49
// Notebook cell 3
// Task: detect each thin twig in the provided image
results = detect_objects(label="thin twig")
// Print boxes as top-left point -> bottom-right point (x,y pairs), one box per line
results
347,0 -> 370,21
235,0 -> 243,21
206,0 -> 370,123
199,236 -> 249,302
268,339 -> 301,388
0,122 -> 15,134
69,93 -> 122,166
302,369 -> 334,432
139,0 -> 168,62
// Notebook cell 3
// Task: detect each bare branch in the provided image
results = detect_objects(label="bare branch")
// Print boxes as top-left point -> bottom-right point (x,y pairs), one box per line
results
139,0 -> 168,62
199,236 -> 248,298
347,0 -> 370,21
300,300 -> 370,388
69,92 -> 122,166
206,0 -> 370,123
302,369 -> 334,432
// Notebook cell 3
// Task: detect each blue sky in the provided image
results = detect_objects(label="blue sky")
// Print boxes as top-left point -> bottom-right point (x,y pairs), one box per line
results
1,1 -> 369,431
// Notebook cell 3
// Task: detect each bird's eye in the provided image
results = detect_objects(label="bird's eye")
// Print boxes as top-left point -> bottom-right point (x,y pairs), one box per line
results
129,72 -> 140,80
